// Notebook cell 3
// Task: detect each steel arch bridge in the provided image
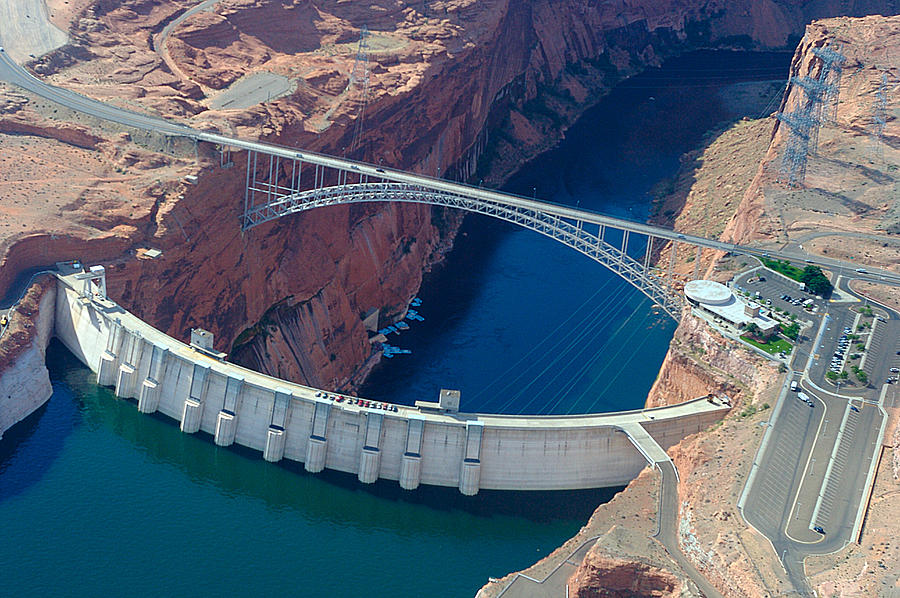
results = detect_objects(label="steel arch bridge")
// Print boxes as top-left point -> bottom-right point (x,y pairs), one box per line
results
243,181 -> 687,320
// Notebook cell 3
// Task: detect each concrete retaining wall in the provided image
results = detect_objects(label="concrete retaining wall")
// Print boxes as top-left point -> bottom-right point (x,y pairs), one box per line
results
52,276 -> 728,493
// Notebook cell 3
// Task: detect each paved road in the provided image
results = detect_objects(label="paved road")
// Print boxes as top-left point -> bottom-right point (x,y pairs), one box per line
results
739,274 -> 893,595
1,48 -> 899,288
792,230 -> 900,246
495,538 -> 597,598
498,460 -> 726,598
655,461 -> 725,598
154,0 -> 226,91
0,0 -> 67,63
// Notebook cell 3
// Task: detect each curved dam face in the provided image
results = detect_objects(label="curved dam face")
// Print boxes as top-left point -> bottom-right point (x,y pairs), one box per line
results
53,265 -> 727,495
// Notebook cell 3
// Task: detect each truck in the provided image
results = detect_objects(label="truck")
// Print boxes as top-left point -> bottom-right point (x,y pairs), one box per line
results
790,380 -> 798,392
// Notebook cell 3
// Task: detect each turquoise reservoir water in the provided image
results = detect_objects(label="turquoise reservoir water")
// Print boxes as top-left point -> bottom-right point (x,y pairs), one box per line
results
0,343 -> 612,597
0,50 -> 789,597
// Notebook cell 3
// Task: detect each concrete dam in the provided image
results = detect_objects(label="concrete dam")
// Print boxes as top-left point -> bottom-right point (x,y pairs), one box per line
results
51,262 -> 728,495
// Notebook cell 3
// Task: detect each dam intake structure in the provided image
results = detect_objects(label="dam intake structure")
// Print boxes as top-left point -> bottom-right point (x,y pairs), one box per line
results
49,262 -> 728,495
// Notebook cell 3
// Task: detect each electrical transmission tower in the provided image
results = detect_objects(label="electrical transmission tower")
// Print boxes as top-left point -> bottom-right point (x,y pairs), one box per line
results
812,44 -> 846,123
349,25 -> 370,88
776,43 -> 846,186
790,76 -> 829,151
776,111 -> 817,186
348,25 -> 370,156
872,72 -> 888,161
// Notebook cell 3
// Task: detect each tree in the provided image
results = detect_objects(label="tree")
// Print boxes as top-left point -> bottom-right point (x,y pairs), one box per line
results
800,265 -> 832,296
856,370 -> 868,384
826,371 -> 838,381
744,322 -> 761,338
781,322 -> 800,340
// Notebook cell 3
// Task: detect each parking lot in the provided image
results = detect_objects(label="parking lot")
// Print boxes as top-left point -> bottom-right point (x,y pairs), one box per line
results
734,268 -> 824,323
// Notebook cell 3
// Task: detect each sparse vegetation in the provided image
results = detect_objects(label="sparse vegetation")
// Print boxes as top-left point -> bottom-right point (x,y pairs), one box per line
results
780,321 -> 800,340
760,258 -> 832,295
741,334 -> 792,355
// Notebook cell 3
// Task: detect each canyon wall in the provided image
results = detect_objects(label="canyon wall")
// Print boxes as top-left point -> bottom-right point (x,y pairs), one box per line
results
0,278 -> 56,440
9,0 -> 892,395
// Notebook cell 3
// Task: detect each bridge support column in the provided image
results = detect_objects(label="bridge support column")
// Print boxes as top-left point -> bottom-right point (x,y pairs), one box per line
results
180,364 -> 209,434
138,346 -> 167,414
304,402 -> 330,473
458,421 -> 484,496
667,241 -> 678,288
692,246 -> 702,280
214,376 -> 244,447
399,415 -> 425,490
357,412 -> 383,484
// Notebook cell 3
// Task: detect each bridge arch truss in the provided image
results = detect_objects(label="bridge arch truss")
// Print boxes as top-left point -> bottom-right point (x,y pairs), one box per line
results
243,180 -> 691,320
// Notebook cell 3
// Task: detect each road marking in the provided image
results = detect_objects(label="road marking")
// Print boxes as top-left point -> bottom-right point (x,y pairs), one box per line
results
784,387 -> 829,543
808,401 -> 853,530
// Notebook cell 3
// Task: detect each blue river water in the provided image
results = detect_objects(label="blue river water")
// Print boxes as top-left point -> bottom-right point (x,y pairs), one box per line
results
362,50 -> 791,415
0,50 -> 789,597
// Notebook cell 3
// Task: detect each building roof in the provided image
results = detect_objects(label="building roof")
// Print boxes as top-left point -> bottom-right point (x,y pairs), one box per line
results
684,279 -> 732,305
685,280 -> 777,332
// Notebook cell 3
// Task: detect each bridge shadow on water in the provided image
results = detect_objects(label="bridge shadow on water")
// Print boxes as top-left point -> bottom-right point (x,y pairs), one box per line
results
9,341 -> 618,532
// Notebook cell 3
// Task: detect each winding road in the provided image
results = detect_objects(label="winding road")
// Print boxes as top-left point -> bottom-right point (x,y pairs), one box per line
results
0,47 -> 899,290
2,20 -> 899,596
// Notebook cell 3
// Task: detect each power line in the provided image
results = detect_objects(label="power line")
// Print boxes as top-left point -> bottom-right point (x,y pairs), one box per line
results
467,277 -> 618,405
485,281 -> 632,414
510,293 -> 640,415
348,25 -> 370,156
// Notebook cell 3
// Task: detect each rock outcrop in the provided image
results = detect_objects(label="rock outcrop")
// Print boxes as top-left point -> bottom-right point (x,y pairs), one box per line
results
11,0 -> 894,394
568,554 -> 682,598
0,278 -> 56,440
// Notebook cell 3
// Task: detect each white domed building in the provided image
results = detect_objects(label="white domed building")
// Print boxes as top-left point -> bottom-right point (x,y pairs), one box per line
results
684,280 -> 777,335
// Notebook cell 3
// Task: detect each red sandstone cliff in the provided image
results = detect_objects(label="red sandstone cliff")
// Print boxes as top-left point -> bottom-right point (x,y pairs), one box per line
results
6,0 -> 896,393
568,554 -> 682,598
